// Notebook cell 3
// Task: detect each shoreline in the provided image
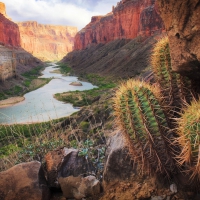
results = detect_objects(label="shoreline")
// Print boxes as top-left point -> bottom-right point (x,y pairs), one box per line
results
0,96 -> 25,108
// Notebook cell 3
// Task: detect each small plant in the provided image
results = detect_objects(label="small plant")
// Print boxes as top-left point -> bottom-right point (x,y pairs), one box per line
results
113,79 -> 175,177
80,121 -> 90,132
175,99 -> 200,181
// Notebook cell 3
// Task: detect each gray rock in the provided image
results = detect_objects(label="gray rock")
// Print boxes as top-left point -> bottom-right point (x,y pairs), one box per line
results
0,161 -> 50,200
170,183 -> 177,194
45,148 -> 95,188
103,132 -> 136,185
151,196 -> 166,200
59,175 -> 100,199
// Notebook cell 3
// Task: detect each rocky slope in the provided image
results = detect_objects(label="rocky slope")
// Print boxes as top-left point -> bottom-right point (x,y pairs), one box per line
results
17,21 -> 77,61
74,0 -> 164,50
63,35 -> 162,78
63,0 -> 164,78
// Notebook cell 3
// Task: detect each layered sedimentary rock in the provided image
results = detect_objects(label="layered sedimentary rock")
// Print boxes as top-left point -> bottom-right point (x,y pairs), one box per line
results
157,0 -> 200,80
17,21 -> 77,61
0,45 -> 16,81
74,0 -> 164,50
0,10 -> 20,47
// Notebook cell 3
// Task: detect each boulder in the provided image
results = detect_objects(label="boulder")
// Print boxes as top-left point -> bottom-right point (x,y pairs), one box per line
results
45,148 -> 95,188
0,161 -> 50,200
157,0 -> 200,80
59,175 -> 100,199
101,132 -> 177,200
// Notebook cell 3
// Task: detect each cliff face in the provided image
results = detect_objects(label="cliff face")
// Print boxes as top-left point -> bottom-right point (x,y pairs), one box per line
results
0,3 -> 42,82
17,21 -> 78,61
157,0 -> 200,80
0,45 -> 16,81
74,0 -> 164,50
0,3 -> 20,47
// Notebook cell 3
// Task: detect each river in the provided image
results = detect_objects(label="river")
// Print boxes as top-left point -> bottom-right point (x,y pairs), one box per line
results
0,64 -> 96,124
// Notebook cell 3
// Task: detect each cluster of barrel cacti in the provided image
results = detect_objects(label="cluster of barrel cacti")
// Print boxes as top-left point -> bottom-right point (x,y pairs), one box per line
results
113,36 -> 200,182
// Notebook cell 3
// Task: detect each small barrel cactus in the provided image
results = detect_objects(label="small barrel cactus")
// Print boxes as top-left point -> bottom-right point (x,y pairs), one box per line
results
113,79 -> 175,177
151,37 -> 192,108
175,99 -> 200,181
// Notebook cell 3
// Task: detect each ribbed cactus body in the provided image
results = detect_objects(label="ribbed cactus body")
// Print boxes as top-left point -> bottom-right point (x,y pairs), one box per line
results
113,80 -> 174,176
151,37 -> 192,107
175,99 -> 200,180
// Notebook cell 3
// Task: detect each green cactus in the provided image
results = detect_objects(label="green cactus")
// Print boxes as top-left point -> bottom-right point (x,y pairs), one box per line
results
175,99 -> 200,181
113,79 -> 175,177
151,37 -> 193,108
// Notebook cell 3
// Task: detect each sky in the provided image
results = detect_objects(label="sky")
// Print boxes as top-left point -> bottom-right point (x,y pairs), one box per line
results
2,0 -> 119,30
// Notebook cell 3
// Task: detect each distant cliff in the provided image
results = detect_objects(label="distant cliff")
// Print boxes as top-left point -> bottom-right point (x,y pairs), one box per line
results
0,2 -> 42,82
0,6 -> 20,47
74,0 -> 164,50
17,21 -> 78,61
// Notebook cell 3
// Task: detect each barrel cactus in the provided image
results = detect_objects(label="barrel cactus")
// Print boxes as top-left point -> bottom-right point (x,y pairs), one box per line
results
175,99 -> 200,181
151,37 -> 192,108
113,79 -> 175,177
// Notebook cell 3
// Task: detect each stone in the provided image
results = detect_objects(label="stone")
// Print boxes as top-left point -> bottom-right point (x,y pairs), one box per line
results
0,161 -> 50,200
58,175 -> 100,199
45,148 -> 95,188
17,21 -> 77,61
74,0 -> 164,50
69,81 -> 83,86
151,196 -> 166,200
157,0 -> 200,80
170,183 -> 177,194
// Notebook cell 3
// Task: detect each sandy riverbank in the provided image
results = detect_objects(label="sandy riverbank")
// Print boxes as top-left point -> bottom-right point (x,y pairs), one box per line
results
0,97 -> 25,108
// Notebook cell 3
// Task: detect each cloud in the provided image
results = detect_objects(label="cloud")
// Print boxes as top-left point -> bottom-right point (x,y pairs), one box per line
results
2,0 -> 118,30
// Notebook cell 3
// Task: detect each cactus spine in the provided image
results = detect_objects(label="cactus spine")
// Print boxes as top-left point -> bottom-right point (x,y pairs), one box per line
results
175,99 -> 200,181
151,37 -> 192,107
113,80 -> 175,176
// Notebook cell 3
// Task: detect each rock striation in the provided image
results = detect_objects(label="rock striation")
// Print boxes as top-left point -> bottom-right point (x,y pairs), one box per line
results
157,0 -> 200,80
0,45 -> 16,81
74,0 -> 164,50
17,21 -> 77,61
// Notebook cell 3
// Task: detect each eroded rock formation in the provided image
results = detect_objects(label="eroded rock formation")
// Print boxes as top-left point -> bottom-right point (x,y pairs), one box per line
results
17,21 -> 77,61
157,0 -> 200,80
0,10 -> 20,47
0,2 -> 11,19
74,0 -> 164,50
0,3 -> 42,82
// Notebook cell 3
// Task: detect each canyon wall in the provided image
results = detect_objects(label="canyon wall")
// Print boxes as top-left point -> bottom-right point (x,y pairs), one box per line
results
0,2 -> 42,82
0,7 -> 20,47
74,0 -> 164,50
0,45 -> 16,81
17,21 -> 77,61
157,0 -> 200,80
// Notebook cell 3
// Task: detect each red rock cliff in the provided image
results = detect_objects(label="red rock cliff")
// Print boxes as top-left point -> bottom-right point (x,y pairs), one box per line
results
17,21 -> 78,61
0,3 -> 20,47
74,0 -> 164,50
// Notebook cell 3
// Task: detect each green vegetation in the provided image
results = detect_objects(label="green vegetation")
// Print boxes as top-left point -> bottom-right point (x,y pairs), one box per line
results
151,36 -> 192,107
54,73 -> 116,107
56,63 -> 72,75
113,79 -> 174,177
0,66 -> 52,100
175,99 -> 200,181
